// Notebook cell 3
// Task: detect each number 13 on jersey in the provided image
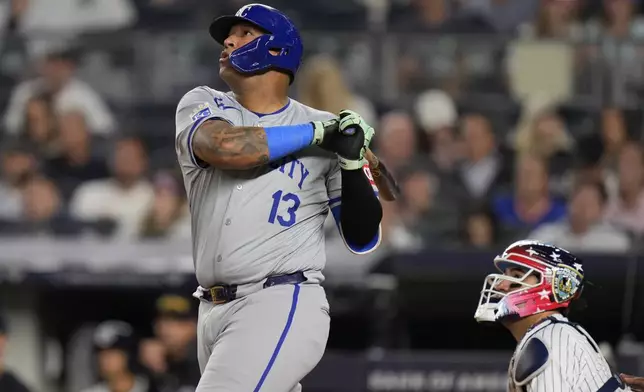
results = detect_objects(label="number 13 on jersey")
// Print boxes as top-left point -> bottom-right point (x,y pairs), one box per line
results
268,190 -> 301,227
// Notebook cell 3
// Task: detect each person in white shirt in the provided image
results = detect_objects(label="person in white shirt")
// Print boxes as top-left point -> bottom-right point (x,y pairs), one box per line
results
69,136 -> 154,240
3,48 -> 115,136
529,180 -> 631,253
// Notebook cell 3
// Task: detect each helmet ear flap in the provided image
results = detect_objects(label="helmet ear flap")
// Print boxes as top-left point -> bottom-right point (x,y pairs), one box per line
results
210,4 -> 303,83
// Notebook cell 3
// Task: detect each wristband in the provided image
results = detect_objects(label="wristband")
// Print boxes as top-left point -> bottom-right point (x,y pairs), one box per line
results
265,124 -> 314,161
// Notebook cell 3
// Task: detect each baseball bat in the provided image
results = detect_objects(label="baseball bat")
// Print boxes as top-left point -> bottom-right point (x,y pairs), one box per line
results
365,149 -> 400,202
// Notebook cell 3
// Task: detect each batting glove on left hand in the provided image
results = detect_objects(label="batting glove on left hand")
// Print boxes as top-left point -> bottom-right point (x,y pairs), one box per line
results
311,119 -> 340,146
335,109 -> 375,170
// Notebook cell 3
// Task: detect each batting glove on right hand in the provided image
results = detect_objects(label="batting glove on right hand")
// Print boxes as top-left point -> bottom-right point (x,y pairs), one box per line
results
335,110 -> 375,170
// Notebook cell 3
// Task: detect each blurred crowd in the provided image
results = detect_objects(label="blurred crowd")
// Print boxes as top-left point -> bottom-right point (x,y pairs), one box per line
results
0,0 -> 643,256
0,294 -> 199,392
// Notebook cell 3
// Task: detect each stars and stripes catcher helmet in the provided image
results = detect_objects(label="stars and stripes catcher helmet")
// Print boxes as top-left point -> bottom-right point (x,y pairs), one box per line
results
474,240 -> 585,323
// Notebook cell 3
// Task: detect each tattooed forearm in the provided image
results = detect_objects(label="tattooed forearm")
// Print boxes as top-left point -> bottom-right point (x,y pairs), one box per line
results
193,120 -> 270,170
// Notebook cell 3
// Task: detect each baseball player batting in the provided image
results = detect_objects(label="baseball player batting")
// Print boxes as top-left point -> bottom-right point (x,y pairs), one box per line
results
174,3 -> 383,391
474,240 -> 630,391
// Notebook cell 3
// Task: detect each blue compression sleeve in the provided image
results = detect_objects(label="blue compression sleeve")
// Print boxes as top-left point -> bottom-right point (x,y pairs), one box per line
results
265,124 -> 314,161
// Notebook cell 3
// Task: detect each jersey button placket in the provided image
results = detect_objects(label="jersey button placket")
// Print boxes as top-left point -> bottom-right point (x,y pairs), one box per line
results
225,218 -> 231,226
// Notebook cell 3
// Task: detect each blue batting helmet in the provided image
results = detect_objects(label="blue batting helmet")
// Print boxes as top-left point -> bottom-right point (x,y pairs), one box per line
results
209,4 -> 303,84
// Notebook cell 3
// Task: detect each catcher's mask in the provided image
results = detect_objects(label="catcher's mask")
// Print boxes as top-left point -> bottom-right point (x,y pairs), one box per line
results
474,240 -> 585,323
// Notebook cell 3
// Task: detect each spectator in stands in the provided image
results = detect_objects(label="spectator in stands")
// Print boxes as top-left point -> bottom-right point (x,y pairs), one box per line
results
20,92 -> 58,157
519,0 -> 583,39
605,142 -> 644,236
139,172 -> 190,240
0,0 -> 27,43
562,108 -> 625,200
512,104 -> 575,197
601,107 -> 630,173
83,320 -> 156,392
455,112 -> 504,201
45,110 -> 109,201
0,0 -> 29,100
296,54 -> 376,126
381,168 -> 434,251
389,0 -> 451,33
492,153 -> 566,236
70,136 -> 154,240
415,90 -> 462,175
460,205 -> 499,249
0,140 -> 37,219
529,181 -> 631,253
386,167 -> 460,249
18,175 -> 63,230
582,1 -> 644,106
586,0 -> 644,39
17,0 -> 137,36
3,48 -> 115,136
134,0 -> 212,30
576,125 -> 620,198
149,294 -> 199,392
0,312 -> 30,392
455,0 -> 539,34
138,338 -> 167,382
0,175 -> 87,237
371,111 -> 418,176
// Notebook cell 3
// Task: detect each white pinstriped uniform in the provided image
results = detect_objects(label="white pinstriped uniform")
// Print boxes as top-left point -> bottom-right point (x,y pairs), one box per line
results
508,314 -> 630,392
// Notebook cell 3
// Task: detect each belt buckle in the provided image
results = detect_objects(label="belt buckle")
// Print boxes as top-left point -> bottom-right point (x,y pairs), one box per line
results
209,286 -> 227,304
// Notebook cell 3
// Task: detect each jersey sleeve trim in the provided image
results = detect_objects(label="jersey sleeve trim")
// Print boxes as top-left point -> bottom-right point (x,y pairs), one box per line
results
330,204 -> 382,254
187,116 -> 233,169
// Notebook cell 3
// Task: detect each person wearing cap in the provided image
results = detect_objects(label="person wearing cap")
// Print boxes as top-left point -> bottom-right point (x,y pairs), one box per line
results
83,320 -> 157,392
0,313 -> 31,392
148,294 -> 199,392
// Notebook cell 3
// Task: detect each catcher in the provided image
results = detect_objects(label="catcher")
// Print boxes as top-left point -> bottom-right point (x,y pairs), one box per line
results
474,240 -> 630,391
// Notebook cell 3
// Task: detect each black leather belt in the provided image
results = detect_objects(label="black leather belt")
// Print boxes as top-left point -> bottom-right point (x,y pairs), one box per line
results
202,271 -> 307,304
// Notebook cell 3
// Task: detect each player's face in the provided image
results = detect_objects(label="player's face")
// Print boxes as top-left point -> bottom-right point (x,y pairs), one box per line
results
220,23 -> 265,78
494,267 -> 539,293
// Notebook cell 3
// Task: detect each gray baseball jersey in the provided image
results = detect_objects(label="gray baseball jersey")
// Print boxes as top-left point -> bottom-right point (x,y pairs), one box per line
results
175,86 -> 381,288
508,314 -> 629,391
